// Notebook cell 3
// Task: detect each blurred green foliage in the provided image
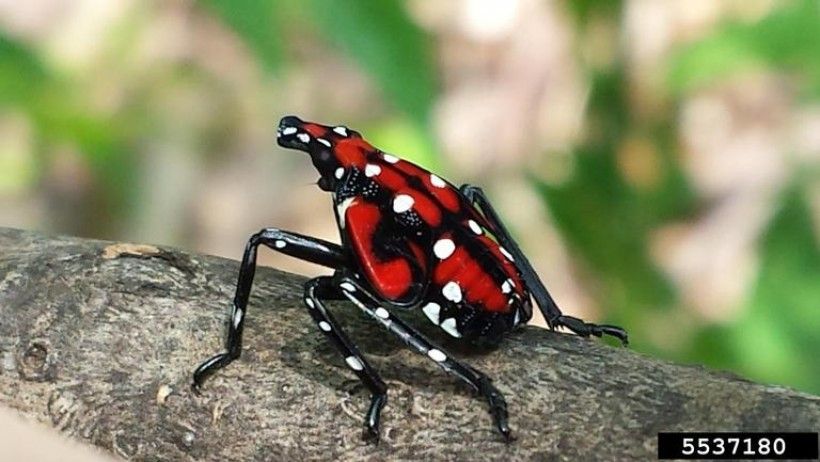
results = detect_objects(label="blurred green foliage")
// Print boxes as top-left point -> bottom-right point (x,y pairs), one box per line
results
201,0 -> 439,168
0,1 -> 817,394
308,0 -> 436,126
204,0 -> 436,124
669,0 -> 820,97
0,37 -> 46,104
202,0 -> 284,72
0,36 -> 138,236
732,188 -> 820,392
548,0 -> 819,393
535,68 -> 693,351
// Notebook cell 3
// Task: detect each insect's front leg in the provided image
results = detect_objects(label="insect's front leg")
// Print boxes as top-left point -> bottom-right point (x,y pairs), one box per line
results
334,274 -> 513,443
192,228 -> 350,391
459,185 -> 628,345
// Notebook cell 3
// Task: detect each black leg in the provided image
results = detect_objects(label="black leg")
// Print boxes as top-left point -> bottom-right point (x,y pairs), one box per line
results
304,276 -> 388,444
459,185 -> 628,345
192,228 -> 350,391
333,274 -> 513,442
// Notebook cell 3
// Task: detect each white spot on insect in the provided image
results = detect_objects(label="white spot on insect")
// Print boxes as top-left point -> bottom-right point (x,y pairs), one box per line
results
319,321 -> 332,332
274,240 -> 286,249
345,356 -> 364,371
364,164 -> 382,177
375,307 -> 390,319
442,281 -> 463,303
441,318 -> 462,338
318,138 -> 331,147
282,126 -> 297,135
334,167 -> 345,179
427,349 -> 447,362
333,126 -> 348,136
433,239 -> 456,259
430,174 -> 446,188
499,246 -> 514,262
232,308 -> 243,328
336,197 -> 356,228
382,153 -> 399,164
468,219 -> 483,235
305,298 -> 315,309
392,194 -> 414,213
297,133 -> 310,143
340,282 -> 356,293
422,302 -> 441,325
501,279 -> 513,294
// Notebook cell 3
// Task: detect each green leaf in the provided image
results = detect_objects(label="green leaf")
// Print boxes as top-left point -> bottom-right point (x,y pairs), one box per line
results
534,147 -> 676,320
201,0 -> 282,72
308,0 -> 437,125
0,35 -> 48,105
565,0 -> 623,25
668,0 -> 820,95
0,33 -> 138,233
729,186 -> 820,394
533,67 -> 689,333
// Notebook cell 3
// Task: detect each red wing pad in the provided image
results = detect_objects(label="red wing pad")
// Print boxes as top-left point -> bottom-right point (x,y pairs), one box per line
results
390,158 -> 461,212
432,234 -> 515,313
344,199 -> 426,303
392,188 -> 442,227
334,138 -> 375,167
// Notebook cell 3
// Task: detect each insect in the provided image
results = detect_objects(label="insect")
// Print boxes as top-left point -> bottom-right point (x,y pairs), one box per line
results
192,115 -> 628,443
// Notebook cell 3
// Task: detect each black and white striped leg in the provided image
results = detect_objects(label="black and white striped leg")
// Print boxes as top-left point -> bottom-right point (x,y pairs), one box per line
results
304,276 -> 388,444
192,228 -> 350,391
334,274 -> 513,442
459,185 -> 628,345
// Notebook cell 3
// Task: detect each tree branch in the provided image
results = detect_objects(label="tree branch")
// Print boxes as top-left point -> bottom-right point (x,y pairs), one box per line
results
0,227 -> 817,460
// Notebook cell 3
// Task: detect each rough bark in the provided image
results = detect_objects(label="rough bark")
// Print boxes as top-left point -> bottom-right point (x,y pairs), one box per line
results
0,227 -> 817,461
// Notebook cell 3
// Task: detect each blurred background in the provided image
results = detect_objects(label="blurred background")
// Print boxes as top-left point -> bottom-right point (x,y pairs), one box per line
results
0,0 -> 817,396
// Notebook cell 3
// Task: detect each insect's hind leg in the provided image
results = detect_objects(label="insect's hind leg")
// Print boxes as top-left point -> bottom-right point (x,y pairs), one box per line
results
335,274 -> 513,442
192,228 -> 350,391
304,276 -> 388,444
459,184 -> 628,345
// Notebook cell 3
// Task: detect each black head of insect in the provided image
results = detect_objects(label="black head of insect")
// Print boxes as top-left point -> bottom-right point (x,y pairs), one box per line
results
277,115 -> 367,192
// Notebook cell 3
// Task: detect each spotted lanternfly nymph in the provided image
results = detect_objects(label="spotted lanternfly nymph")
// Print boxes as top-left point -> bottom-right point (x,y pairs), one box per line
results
192,115 -> 628,443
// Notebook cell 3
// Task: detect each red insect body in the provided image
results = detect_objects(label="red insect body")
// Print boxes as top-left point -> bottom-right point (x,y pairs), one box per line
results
289,120 -> 533,340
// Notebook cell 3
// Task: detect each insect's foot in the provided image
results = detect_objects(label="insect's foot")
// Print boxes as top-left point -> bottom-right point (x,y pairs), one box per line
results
490,402 -> 513,443
191,381 -> 203,396
493,411 -> 515,444
361,424 -> 381,445
478,377 -> 513,443
500,427 -> 516,444
554,315 -> 629,346
361,393 -> 387,445
191,368 -> 211,394
192,351 -> 235,392
598,324 -> 629,346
